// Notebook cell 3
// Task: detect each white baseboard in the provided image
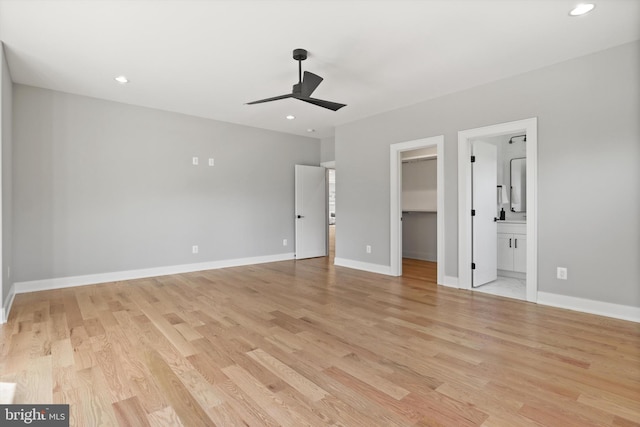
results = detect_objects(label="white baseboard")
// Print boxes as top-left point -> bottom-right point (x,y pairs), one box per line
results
537,292 -> 640,323
403,251 -> 437,262
497,269 -> 526,280
11,253 -> 295,297
334,257 -> 392,276
441,275 -> 459,288
1,283 -> 16,324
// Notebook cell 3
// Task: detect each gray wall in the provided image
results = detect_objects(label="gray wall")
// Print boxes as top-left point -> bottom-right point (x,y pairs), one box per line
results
13,85 -> 319,282
1,43 -> 12,307
336,41 -> 639,307
320,136 -> 335,163
402,212 -> 437,262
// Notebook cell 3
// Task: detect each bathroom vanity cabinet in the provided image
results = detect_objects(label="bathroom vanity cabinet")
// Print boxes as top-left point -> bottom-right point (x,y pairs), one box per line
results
497,222 -> 526,273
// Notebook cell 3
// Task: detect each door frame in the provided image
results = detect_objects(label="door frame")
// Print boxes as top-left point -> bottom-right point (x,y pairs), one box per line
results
321,161 -> 335,259
390,135 -> 445,285
457,118 -> 538,302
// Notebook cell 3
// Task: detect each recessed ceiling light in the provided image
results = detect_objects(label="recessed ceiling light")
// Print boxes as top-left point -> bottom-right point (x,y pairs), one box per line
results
569,3 -> 595,16
114,75 -> 129,84
286,115 -> 295,120
307,128 -> 316,133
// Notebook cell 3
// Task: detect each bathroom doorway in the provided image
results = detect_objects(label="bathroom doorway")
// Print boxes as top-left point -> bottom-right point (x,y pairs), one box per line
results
458,118 -> 538,302
470,133 -> 528,300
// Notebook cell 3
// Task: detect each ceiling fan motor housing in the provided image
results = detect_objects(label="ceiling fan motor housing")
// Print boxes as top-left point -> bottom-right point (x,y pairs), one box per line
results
293,48 -> 308,61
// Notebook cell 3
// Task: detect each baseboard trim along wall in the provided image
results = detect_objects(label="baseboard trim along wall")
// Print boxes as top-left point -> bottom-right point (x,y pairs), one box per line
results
537,291 -> 640,323
2,284 -> 16,324
3,253 -> 295,322
441,276 -> 459,288
402,251 -> 437,263
6,260 -> 637,324
334,257 -> 393,276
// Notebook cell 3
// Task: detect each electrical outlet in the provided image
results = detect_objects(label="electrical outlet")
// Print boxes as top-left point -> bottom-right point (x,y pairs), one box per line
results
366,245 -> 372,254
557,267 -> 567,280
208,158 -> 215,166
192,157 -> 199,165
192,245 -> 199,254
283,239 -> 288,246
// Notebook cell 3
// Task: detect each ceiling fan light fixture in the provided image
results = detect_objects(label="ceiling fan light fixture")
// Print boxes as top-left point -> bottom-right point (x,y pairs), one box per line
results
114,75 -> 129,84
286,115 -> 295,120
247,49 -> 346,112
569,3 -> 595,16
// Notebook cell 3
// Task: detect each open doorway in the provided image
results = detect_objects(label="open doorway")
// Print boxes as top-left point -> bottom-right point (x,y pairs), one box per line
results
328,168 -> 335,262
390,136 -> 445,285
321,161 -> 336,264
469,133 -> 528,300
458,118 -> 538,302
401,148 -> 438,282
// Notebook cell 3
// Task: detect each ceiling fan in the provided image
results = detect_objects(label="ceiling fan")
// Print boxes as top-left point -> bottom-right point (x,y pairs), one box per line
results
246,49 -> 346,111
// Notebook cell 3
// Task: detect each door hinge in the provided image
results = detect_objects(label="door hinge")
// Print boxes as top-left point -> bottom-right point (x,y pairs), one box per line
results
471,155 -> 476,163
471,263 -> 476,270
471,209 -> 476,216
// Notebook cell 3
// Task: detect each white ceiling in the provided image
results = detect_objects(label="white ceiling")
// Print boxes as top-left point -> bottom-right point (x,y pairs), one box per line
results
1,0 -> 638,139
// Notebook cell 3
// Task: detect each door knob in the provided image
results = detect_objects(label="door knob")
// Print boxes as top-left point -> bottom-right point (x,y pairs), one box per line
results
297,215 -> 304,219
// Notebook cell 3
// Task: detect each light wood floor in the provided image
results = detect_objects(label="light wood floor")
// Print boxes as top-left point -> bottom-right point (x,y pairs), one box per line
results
1,258 -> 639,426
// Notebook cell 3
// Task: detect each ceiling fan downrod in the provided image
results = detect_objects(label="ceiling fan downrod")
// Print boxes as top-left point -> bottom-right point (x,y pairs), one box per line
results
293,48 -> 307,84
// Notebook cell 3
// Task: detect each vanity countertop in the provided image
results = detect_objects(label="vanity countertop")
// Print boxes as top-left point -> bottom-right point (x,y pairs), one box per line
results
497,220 -> 526,224
497,221 -> 526,234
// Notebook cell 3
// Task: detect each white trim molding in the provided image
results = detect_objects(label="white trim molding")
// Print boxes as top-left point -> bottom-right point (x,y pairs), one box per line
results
9,253 -> 295,300
442,276 -> 459,288
320,160 -> 335,168
1,283 -> 16,324
390,135 -> 445,285
334,257 -> 393,276
402,251 -> 437,263
538,292 -> 640,323
458,118 -> 538,302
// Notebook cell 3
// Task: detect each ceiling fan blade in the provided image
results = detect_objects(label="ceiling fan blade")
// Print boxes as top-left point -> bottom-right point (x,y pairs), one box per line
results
298,97 -> 346,111
246,93 -> 293,105
301,71 -> 323,97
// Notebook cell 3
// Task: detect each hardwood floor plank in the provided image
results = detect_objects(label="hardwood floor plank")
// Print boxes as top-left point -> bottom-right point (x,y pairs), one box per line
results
146,406 -> 184,427
248,348 -> 329,402
112,395 -> 151,427
13,356 -> 52,404
144,348 -> 215,426
2,258 -> 638,426
214,378 -> 281,427
137,299 -> 197,358
221,364 -> 322,427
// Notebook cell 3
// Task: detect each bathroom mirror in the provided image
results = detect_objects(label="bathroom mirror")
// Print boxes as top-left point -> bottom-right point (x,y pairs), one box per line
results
510,157 -> 526,212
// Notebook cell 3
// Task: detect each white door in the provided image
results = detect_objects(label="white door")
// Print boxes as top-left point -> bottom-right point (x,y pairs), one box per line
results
472,141 -> 497,287
513,233 -> 527,273
295,165 -> 327,259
